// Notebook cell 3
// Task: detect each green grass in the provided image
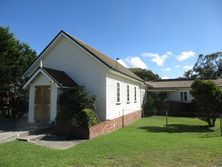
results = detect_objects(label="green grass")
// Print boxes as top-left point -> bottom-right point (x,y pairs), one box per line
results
0,116 -> 222,167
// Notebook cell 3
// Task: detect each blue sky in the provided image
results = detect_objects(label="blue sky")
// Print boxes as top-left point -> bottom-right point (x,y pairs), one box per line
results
1,0 -> 222,78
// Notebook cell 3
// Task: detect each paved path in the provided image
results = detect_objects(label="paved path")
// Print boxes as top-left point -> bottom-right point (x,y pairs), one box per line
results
0,131 -> 28,143
31,135 -> 85,149
0,116 -> 86,149
0,116 -> 35,143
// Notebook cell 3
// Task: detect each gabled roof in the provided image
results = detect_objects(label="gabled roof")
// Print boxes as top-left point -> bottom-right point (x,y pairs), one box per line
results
23,30 -> 143,82
146,78 -> 222,90
42,67 -> 78,87
23,67 -> 78,88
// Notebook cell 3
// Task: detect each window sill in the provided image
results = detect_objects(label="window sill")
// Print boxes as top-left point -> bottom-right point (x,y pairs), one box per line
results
116,102 -> 121,105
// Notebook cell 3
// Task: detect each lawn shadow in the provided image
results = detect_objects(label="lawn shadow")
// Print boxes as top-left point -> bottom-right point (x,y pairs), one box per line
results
40,135 -> 75,141
139,124 -> 214,133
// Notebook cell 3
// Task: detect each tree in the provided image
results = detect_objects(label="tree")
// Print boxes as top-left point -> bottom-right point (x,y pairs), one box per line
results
190,79 -> 221,127
129,68 -> 160,81
183,52 -> 222,79
0,26 -> 36,118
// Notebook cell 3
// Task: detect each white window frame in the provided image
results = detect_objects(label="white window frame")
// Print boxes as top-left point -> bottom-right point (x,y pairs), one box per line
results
184,92 -> 187,101
134,87 -> 137,103
180,92 -> 188,101
116,82 -> 120,104
127,85 -> 130,104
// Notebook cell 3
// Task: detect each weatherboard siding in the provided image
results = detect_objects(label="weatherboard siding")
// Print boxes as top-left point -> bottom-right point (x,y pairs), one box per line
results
42,37 -> 107,120
106,72 -> 142,120
169,89 -> 193,103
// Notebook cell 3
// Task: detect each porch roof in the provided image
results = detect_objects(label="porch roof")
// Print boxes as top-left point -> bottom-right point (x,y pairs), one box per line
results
23,67 -> 78,88
42,67 -> 78,87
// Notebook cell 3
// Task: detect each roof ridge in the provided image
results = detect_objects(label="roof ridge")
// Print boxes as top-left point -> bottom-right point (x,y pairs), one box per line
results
61,31 -> 143,82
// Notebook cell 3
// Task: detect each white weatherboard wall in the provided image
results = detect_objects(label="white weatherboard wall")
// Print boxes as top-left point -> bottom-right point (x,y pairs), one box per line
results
28,73 -> 58,123
169,89 -> 193,103
106,72 -> 142,120
42,36 -> 107,120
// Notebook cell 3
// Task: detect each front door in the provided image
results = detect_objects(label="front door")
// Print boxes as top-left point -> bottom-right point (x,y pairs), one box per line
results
34,86 -> 50,122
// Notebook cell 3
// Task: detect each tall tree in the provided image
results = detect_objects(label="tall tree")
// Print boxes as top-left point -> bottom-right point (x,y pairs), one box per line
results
0,26 -> 36,118
129,68 -> 160,81
190,80 -> 221,127
183,52 -> 222,79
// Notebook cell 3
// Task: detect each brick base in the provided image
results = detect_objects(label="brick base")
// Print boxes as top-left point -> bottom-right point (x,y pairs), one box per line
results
89,110 -> 142,139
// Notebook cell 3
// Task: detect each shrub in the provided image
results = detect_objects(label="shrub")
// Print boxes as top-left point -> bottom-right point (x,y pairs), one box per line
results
56,86 -> 100,128
72,108 -> 100,127
144,95 -> 157,116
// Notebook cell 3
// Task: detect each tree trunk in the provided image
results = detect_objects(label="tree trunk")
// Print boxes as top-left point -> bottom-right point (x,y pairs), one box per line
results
208,118 -> 216,127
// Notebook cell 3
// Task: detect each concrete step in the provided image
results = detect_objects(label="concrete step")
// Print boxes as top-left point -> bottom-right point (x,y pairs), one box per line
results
17,134 -> 46,142
16,131 -> 29,138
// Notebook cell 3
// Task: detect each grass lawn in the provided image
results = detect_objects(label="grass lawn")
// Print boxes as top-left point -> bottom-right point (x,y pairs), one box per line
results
0,116 -> 222,167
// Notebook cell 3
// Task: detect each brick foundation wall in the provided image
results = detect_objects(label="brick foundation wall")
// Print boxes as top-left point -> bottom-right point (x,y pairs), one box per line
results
89,110 -> 142,139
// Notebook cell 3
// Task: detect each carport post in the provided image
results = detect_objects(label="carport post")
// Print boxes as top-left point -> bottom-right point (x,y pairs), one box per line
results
165,91 -> 170,127
220,112 -> 222,136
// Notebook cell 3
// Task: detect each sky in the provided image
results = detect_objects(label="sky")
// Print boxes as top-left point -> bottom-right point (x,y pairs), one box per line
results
1,0 -> 222,79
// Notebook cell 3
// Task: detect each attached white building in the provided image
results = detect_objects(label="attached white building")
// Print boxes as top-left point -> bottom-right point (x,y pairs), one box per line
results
23,31 -> 145,123
146,79 -> 222,103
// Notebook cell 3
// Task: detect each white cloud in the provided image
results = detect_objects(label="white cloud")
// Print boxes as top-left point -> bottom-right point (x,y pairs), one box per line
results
175,65 -> 180,68
161,67 -> 171,72
162,76 -> 169,79
142,52 -> 172,66
125,56 -> 148,69
117,59 -> 128,68
182,65 -> 193,70
176,51 -> 196,61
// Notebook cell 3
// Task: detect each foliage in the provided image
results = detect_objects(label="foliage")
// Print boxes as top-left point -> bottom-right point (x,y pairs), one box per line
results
0,26 -> 36,118
56,86 -> 100,127
144,95 -> 157,116
129,68 -> 160,81
190,79 -> 222,127
80,108 -> 100,127
183,52 -> 222,79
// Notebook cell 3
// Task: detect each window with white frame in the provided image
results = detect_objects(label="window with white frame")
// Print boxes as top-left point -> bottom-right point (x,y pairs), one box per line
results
180,92 -> 183,101
117,82 -> 120,103
184,92 -> 187,101
180,92 -> 188,101
127,85 -> 130,103
134,87 -> 137,102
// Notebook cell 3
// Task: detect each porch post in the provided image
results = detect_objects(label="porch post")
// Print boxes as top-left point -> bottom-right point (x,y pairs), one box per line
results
50,83 -> 58,122
28,85 -> 35,123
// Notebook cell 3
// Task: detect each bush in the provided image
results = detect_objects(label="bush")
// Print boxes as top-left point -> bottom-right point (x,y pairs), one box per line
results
72,108 -> 100,127
144,95 -> 157,116
56,86 -> 100,128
